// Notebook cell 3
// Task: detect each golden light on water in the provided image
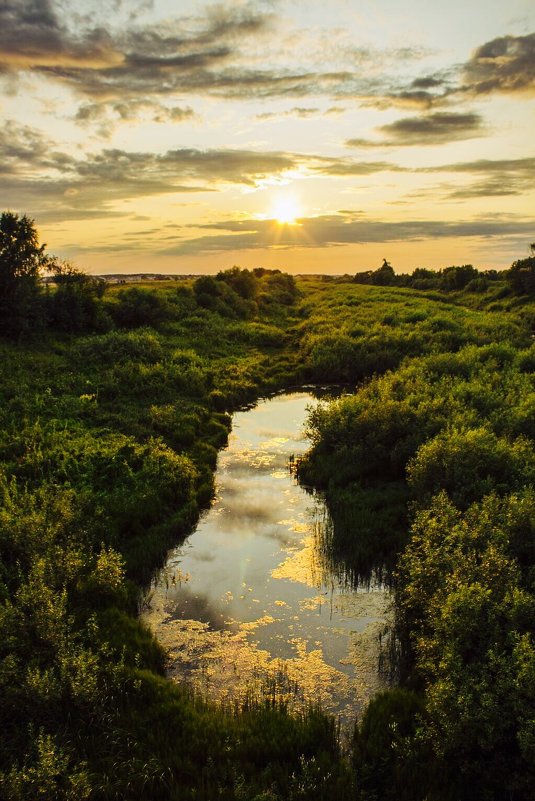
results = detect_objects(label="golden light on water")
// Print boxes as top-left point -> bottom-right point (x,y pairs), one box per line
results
142,393 -> 392,731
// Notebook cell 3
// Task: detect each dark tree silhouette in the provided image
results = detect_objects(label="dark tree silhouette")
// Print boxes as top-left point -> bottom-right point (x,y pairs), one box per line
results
0,212 -> 51,338
48,261 -> 109,332
507,244 -> 535,295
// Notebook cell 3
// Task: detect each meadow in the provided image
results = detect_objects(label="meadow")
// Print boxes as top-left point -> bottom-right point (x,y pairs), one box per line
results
1,216 -> 534,800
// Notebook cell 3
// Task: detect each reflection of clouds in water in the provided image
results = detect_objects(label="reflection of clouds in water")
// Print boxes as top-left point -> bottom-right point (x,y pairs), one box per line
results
189,551 -> 216,563
257,431 -> 307,447
223,501 -> 276,524
221,476 -> 277,498
222,455 -> 293,475
264,435 -> 304,448
261,525 -> 298,546
143,392 -> 391,733
163,587 -> 233,632
224,448 -> 275,469
222,462 -> 275,478
210,500 -> 281,532
209,474 -> 305,536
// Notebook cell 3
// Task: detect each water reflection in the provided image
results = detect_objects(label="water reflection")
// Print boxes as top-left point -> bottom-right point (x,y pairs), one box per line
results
144,392 -> 390,729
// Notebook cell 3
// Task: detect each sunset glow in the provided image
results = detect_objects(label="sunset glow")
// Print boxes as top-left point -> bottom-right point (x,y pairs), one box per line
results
270,195 -> 301,226
1,0 -> 534,274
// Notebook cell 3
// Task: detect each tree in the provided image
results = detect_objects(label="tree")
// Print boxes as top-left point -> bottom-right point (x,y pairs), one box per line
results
47,261 -> 109,333
110,286 -> 172,329
440,264 -> 478,291
507,246 -> 535,295
216,266 -> 258,299
371,259 -> 396,285
0,212 -> 51,338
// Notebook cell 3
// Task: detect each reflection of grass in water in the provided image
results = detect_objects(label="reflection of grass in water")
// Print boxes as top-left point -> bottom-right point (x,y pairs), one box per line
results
309,489 -> 405,590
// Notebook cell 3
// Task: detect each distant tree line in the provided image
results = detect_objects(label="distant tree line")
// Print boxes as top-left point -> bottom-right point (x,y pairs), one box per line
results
354,248 -> 535,294
1,210 -> 533,341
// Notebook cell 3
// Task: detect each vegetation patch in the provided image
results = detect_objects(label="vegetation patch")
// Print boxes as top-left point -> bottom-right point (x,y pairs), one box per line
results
1,212 -> 534,799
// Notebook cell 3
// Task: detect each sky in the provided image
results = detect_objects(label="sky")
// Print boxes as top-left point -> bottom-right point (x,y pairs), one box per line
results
1,0 -> 534,275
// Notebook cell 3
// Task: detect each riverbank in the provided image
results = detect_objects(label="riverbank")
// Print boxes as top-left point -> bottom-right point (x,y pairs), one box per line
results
1,270 -> 534,799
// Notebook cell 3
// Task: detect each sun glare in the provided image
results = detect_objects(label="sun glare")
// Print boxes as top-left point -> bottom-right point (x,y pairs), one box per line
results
270,195 -> 301,225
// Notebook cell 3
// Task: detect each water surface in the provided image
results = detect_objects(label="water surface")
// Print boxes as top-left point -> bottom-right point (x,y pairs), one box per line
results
144,392 -> 390,728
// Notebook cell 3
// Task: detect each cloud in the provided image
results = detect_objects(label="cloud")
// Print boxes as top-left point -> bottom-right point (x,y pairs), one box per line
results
378,111 -> 484,143
0,0 -> 462,112
462,33 -> 535,96
0,0 -> 280,100
0,0 -> 122,70
255,105 -> 345,120
160,211 -> 535,256
346,112 -> 484,148
1,118 -> 407,207
0,121 -> 309,220
312,158 -> 403,175
356,33 -> 535,109
0,119 -> 51,172
74,98 -> 196,136
3,114 -> 533,230
421,156 -> 535,197
48,62 -> 370,103
2,1 -> 534,120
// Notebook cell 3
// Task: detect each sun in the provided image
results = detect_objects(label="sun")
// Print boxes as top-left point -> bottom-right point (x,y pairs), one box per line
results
270,194 -> 301,225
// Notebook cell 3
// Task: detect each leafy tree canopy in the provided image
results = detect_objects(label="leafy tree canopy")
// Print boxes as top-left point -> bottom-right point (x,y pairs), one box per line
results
0,211 -> 51,286
0,212 -> 52,337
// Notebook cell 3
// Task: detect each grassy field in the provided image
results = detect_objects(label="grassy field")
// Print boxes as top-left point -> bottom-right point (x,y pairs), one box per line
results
0,264 -> 534,799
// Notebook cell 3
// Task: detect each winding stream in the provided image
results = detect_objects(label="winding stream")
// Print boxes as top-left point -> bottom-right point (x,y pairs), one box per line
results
143,392 -> 390,729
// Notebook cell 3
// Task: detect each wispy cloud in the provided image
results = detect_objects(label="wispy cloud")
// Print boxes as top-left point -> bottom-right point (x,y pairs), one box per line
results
3,115 -> 534,227
0,120 -> 310,220
312,158 -> 403,175
0,0 -> 276,98
421,157 -> 535,197
0,0 -> 122,70
462,33 -> 535,96
255,106 -> 345,120
346,111 -> 485,148
7,0 -> 531,115
160,212 -> 535,256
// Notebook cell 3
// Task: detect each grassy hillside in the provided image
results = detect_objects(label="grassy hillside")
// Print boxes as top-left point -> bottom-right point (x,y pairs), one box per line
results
0,260 -> 534,799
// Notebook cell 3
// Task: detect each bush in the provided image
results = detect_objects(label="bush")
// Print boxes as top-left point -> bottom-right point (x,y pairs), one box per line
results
71,329 -> 163,365
407,428 -> 535,508
110,287 -> 175,328
354,688 -> 427,801
507,248 -> 535,295
47,269 -> 109,333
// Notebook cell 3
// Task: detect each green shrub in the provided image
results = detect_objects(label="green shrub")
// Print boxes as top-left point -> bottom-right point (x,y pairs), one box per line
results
110,286 -> 175,328
72,329 -> 163,365
407,428 -> 535,508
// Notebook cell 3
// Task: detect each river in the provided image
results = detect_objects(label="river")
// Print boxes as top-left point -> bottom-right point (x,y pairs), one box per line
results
143,391 -> 390,730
